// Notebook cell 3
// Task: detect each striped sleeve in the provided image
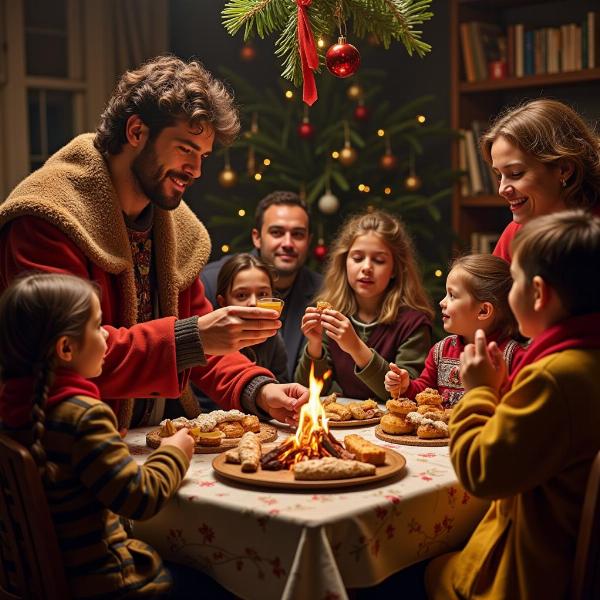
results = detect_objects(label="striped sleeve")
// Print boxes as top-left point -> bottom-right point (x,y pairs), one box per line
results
71,403 -> 189,520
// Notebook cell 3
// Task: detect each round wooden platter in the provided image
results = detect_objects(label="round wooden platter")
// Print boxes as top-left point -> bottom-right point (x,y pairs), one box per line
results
212,446 -> 406,490
327,416 -> 381,428
374,424 -> 449,447
146,423 -> 278,454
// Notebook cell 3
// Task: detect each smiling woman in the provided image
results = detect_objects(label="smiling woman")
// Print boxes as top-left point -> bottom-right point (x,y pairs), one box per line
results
479,99 -> 600,262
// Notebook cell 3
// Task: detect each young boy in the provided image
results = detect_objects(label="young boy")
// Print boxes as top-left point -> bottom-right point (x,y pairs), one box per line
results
425,210 -> 600,599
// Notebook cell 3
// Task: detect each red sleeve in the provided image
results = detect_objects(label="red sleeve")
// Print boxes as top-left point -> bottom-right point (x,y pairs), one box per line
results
404,343 -> 438,399
184,277 -> 275,410
492,222 -> 520,263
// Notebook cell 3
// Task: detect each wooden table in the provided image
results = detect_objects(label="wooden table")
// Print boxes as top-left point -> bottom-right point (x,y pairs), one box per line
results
126,422 -> 488,600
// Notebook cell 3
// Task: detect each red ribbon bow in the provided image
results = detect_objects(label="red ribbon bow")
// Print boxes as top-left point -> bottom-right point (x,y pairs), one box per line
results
297,0 -> 319,105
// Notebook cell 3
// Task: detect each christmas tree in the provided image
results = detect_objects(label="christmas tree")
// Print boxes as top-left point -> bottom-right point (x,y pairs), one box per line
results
202,68 -> 457,303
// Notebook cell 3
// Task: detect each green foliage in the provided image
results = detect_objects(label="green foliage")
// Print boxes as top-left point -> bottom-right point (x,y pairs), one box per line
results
222,0 -> 433,86
205,68 -> 456,307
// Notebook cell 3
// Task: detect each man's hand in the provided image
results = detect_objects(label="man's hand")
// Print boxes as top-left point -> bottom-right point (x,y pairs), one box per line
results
197,306 -> 281,355
384,363 -> 410,399
460,329 -> 507,394
256,382 -> 309,426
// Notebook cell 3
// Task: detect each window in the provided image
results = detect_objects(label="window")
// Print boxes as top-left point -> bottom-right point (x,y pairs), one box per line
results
23,0 -> 84,170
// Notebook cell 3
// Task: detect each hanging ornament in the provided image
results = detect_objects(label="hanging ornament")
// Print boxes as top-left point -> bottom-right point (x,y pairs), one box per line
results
318,191 -> 339,215
246,113 -> 259,176
313,238 -> 328,262
404,150 -> 422,191
346,83 -> 363,101
297,105 -> 315,139
354,100 -> 369,122
339,145 -> 357,166
240,43 -> 256,61
326,36 -> 361,78
404,174 -> 422,191
338,121 -> 358,166
379,137 -> 398,171
218,150 -> 238,188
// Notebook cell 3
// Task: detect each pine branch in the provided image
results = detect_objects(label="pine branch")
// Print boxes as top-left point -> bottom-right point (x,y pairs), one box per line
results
222,0 -> 433,84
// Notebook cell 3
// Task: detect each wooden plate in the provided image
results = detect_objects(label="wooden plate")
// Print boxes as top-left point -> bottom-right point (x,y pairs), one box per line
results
327,416 -> 381,428
212,447 -> 406,490
146,423 -> 278,454
374,424 -> 449,447
322,396 -> 383,428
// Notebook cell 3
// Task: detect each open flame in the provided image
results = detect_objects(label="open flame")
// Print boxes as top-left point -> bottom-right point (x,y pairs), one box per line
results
261,363 -> 352,471
295,362 -> 330,443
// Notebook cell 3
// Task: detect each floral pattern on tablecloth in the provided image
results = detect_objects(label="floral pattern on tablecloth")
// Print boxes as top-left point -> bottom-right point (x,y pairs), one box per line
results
128,423 -> 488,600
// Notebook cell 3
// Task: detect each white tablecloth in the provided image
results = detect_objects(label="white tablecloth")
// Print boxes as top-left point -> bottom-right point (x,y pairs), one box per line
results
126,423 -> 488,600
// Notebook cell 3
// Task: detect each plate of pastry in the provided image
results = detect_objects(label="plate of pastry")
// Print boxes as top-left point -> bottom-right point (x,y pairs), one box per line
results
374,388 -> 451,447
213,431 -> 406,490
320,393 -> 384,427
146,409 -> 278,454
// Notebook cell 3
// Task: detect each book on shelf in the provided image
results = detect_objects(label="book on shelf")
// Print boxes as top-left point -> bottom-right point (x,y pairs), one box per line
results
470,232 -> 500,254
462,129 -> 484,196
460,12 -> 600,83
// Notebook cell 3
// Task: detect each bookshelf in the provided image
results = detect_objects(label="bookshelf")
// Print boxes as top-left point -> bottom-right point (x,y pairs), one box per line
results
450,0 -> 600,249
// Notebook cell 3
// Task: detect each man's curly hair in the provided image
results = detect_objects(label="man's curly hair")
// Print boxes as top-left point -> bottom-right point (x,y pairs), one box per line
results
94,55 -> 240,155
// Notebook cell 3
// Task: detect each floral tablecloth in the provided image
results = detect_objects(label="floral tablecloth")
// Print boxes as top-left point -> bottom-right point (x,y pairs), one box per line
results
127,423 -> 488,600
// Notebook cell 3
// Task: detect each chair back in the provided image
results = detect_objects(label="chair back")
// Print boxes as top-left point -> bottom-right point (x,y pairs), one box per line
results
0,432 -> 70,599
571,449 -> 600,600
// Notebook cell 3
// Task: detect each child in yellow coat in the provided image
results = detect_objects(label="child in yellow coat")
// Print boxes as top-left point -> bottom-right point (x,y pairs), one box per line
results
426,210 -> 600,600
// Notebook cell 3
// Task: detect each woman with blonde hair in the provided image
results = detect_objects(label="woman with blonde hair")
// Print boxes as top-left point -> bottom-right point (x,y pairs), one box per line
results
294,209 -> 433,401
480,98 -> 600,261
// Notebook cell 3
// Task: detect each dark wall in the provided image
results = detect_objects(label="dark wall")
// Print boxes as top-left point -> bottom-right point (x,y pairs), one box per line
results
169,0 -> 451,256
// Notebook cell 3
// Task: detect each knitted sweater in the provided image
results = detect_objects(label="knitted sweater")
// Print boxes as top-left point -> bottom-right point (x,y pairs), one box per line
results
404,333 -> 525,407
2,396 -> 188,599
295,309 -> 431,401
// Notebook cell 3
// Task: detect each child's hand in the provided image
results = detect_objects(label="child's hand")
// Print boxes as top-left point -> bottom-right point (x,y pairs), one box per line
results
320,310 -> 362,355
301,307 -> 324,358
384,363 -> 410,398
160,428 -> 195,461
460,329 -> 507,394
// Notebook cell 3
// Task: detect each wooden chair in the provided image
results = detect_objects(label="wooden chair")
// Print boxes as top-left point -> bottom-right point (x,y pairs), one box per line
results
0,433 -> 70,599
571,449 -> 600,600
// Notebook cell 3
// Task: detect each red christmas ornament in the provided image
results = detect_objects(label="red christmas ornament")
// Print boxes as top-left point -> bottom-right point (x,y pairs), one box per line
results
240,44 -> 256,61
326,36 -> 361,78
313,241 -> 328,261
297,119 -> 315,140
379,152 -> 398,171
354,104 -> 369,122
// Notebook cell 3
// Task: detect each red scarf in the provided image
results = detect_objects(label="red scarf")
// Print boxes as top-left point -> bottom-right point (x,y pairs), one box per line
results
0,368 -> 100,428
508,312 -> 600,385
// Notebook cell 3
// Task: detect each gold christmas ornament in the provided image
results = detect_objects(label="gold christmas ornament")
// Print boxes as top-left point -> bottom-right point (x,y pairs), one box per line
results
339,121 -> 358,166
404,174 -> 422,191
347,83 -> 363,100
218,167 -> 238,188
339,145 -> 358,166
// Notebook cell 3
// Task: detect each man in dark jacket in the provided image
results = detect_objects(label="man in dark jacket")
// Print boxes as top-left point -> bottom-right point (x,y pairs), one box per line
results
202,191 -> 322,380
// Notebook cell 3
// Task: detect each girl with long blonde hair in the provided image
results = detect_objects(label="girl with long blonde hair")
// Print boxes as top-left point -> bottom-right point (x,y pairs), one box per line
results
294,209 -> 433,401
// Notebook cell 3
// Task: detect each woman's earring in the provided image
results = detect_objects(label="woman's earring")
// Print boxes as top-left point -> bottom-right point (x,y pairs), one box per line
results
561,178 -> 567,188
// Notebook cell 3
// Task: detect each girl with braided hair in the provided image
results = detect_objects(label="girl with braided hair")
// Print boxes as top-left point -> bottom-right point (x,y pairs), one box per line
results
0,272 -> 195,598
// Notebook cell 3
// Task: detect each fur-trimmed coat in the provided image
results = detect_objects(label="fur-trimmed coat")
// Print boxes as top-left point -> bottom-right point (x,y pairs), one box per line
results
0,134 -> 272,428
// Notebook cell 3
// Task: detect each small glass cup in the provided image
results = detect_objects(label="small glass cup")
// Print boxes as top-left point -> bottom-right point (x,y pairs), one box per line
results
256,297 -> 285,316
